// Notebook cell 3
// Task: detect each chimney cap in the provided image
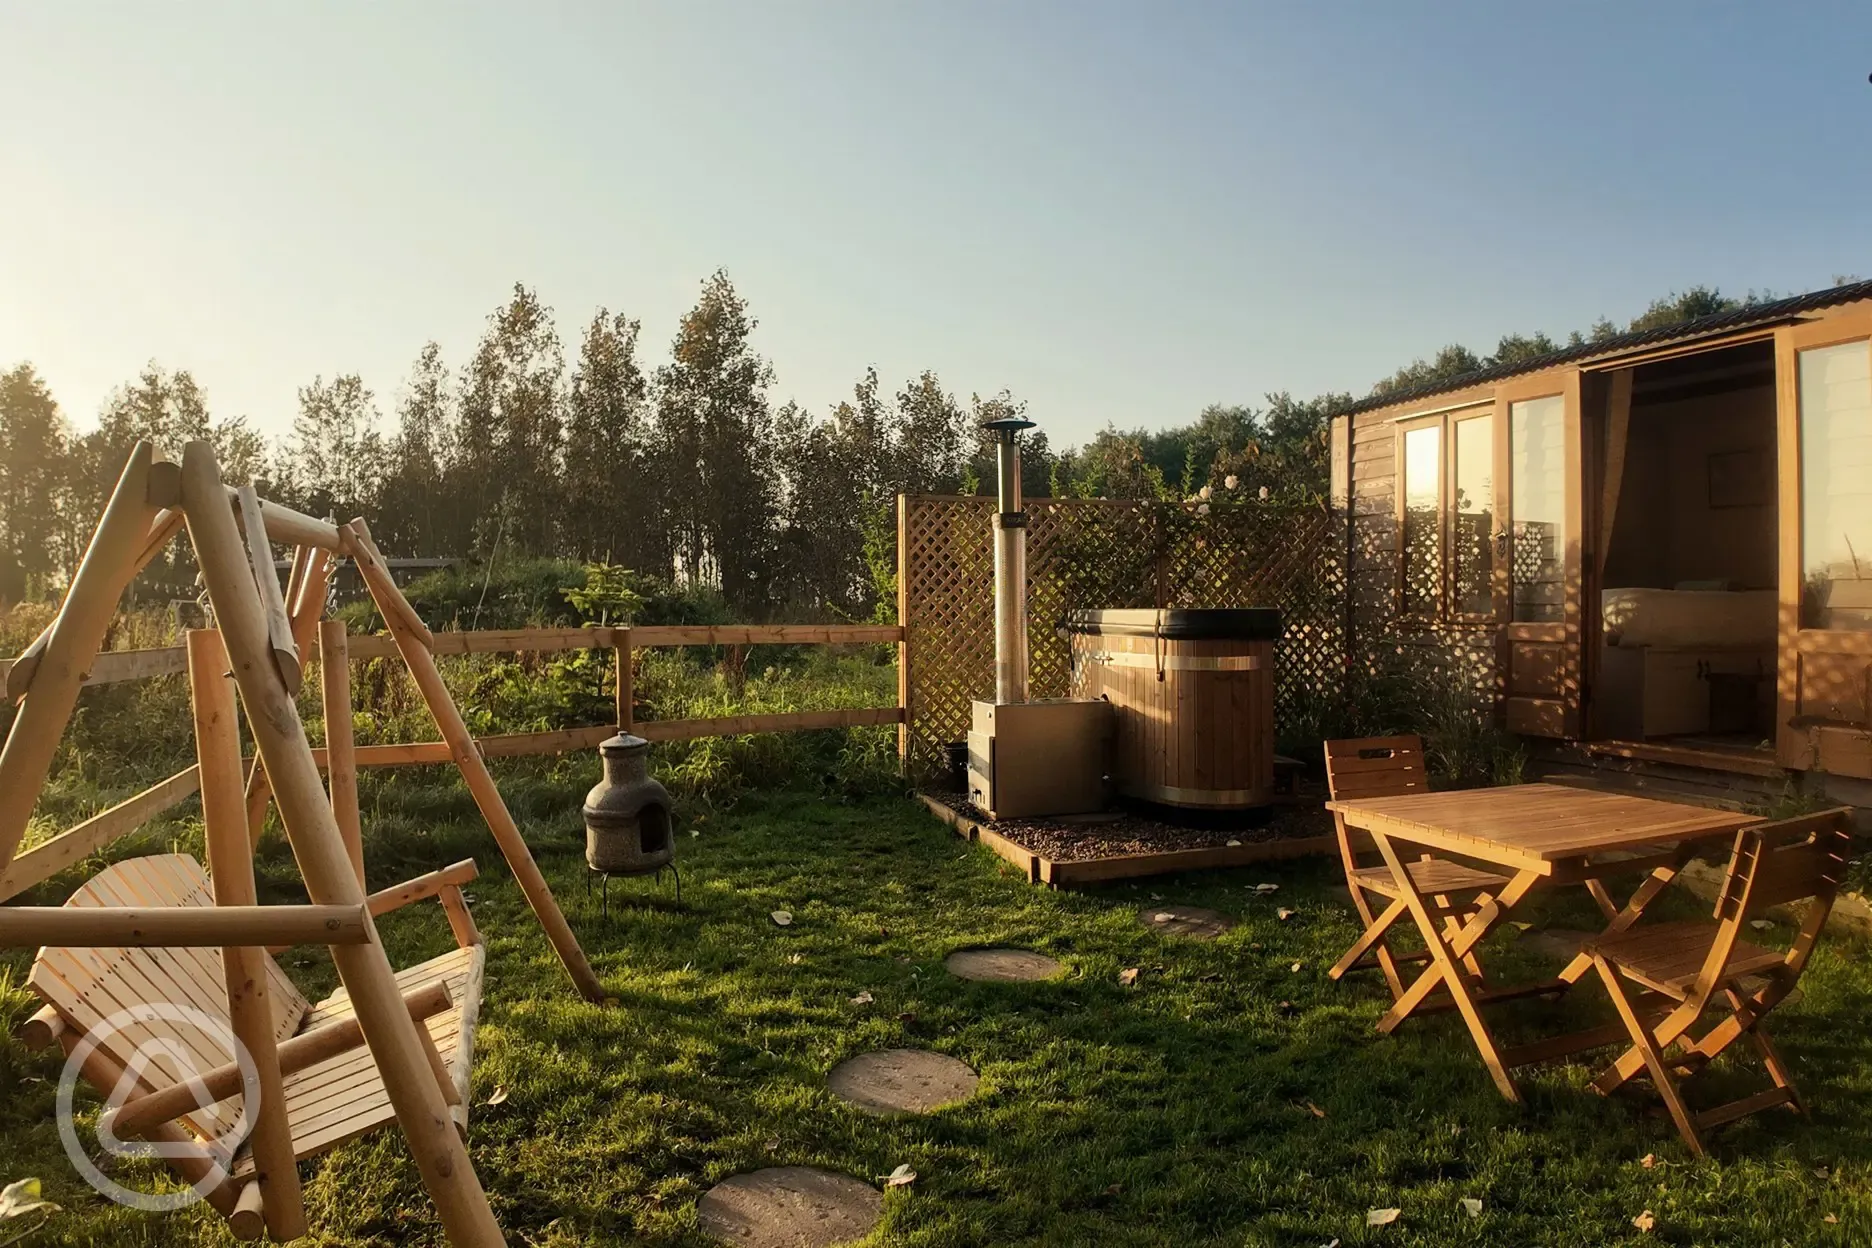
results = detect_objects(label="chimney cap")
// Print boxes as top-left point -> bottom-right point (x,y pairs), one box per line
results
981,415 -> 1037,442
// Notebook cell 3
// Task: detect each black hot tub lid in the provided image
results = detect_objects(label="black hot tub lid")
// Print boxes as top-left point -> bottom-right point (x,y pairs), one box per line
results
1062,608 -> 1281,640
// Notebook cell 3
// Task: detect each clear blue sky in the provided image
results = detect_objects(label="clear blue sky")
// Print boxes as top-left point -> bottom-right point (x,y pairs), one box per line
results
2,2 -> 1867,448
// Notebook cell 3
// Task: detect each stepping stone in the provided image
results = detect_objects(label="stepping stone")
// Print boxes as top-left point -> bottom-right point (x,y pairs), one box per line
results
1139,905 -> 1236,940
697,1166 -> 882,1248
944,947 -> 1061,982
828,1048 -> 979,1115
1520,928 -> 1595,961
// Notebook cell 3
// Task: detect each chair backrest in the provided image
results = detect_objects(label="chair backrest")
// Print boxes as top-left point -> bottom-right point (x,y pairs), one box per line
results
28,853 -> 310,1143
1323,735 -> 1430,868
1690,808 -> 1855,1008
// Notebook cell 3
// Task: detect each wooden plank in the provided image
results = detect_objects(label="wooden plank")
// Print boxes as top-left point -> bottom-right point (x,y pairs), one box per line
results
1584,739 -> 1786,780
630,624 -> 904,647
1042,835 -> 1336,886
0,902 -> 370,947
897,494 -> 912,762
0,767 -> 202,902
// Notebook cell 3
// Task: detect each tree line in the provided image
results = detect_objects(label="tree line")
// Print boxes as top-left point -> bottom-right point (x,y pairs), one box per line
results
0,275 -> 1804,621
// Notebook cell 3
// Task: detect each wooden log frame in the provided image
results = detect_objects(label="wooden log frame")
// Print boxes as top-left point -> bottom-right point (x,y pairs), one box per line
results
181,446 -> 506,1246
342,518 -> 605,1004
0,766 -> 202,903
0,902 -> 370,948
188,628 -> 304,1239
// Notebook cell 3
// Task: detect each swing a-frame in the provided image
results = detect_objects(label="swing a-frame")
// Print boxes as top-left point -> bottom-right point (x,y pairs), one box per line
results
0,441 -> 607,1245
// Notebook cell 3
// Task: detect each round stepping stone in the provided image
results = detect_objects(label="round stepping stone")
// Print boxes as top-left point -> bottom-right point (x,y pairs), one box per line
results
696,1166 -> 882,1248
944,947 -> 1061,982
828,1048 -> 979,1115
1139,905 -> 1236,940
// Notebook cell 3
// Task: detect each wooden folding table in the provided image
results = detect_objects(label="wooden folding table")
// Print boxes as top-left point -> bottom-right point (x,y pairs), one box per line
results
1324,783 -> 1754,1102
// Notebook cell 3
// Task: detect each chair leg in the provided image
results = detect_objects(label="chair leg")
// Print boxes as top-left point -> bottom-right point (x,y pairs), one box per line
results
1431,892 -> 1485,981
1330,896 -> 1406,982
1594,956 -> 1706,1157
1717,988 -> 1806,1117
1336,884 -> 1409,1000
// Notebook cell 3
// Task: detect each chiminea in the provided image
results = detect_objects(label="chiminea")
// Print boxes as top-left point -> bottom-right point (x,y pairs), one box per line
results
583,734 -> 674,875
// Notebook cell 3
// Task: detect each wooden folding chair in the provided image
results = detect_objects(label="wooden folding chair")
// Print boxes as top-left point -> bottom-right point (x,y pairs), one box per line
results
1582,808 -> 1853,1156
1324,735 -> 1510,999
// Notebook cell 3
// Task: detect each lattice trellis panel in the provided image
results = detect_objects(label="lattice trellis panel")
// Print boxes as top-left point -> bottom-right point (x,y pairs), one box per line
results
899,495 -> 1348,772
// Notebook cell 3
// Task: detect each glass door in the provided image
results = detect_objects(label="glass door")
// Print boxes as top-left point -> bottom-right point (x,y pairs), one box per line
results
1497,371 -> 1583,738
1776,310 -> 1872,775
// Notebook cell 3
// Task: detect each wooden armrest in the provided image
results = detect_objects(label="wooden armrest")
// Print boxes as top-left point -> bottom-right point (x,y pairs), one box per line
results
366,859 -> 478,917
105,980 -> 454,1139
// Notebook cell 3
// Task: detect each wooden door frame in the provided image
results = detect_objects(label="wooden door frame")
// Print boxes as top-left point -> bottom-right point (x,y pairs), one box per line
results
1774,308 -> 1872,772
1495,370 -> 1581,738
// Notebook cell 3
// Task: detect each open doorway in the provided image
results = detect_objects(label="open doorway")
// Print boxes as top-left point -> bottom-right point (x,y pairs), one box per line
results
1592,341 -> 1778,761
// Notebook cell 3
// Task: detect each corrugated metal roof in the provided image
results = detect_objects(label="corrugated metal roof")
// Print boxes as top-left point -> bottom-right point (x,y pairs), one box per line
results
1331,278 -> 1872,419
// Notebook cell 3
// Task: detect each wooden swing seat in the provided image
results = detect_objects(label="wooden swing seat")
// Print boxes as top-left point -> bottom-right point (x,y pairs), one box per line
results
24,853 -> 485,1180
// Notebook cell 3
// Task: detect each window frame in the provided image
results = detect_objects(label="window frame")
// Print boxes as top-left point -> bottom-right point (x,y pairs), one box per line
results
1392,401 -> 1502,625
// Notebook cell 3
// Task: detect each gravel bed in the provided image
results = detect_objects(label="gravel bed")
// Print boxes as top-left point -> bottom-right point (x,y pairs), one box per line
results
923,790 -> 1332,863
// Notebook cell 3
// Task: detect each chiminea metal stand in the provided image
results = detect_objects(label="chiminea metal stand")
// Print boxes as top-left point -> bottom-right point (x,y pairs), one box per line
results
582,733 -> 679,915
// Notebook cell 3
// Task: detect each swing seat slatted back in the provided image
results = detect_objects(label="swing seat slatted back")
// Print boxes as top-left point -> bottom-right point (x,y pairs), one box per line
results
27,853 -> 310,1144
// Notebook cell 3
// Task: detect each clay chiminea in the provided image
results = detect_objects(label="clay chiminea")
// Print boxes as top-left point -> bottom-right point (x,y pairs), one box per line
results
582,734 -> 674,875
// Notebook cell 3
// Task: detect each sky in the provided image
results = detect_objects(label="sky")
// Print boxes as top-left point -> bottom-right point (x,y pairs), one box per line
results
2,2 -> 1868,450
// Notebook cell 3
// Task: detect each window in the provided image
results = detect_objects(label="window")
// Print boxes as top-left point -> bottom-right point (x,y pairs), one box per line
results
1800,340 -> 1872,630
1397,408 -> 1496,620
1510,395 -> 1566,623
1452,416 -> 1494,616
1402,423 -> 1442,616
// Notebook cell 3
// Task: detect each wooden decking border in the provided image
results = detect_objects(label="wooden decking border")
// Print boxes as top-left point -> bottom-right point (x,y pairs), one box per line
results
917,794 -> 1333,888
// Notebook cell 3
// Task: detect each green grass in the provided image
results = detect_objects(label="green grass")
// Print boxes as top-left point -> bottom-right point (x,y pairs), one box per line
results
4,774 -> 1871,1246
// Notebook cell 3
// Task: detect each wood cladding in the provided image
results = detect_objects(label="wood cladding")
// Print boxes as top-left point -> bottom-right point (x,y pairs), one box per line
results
1070,632 -> 1275,808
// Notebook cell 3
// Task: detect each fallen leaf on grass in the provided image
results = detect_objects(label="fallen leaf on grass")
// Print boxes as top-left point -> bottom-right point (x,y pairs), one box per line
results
1640,1153 -> 1656,1169
1509,921 -> 1533,933
787,953 -> 804,965
1119,968 -> 1140,987
1305,1101 -> 1326,1118
1104,1182 -> 1123,1195
1460,1197 -> 1482,1217
1318,1240 -> 1339,1248
1226,838 -> 1243,847
1290,960 -> 1304,973
1366,1207 -> 1400,1227
485,1086 -> 508,1107
771,911 -> 793,926
1277,1000 -> 1297,1015
1278,907 -> 1295,921
1825,1212 -> 1839,1224
897,1011 -> 917,1023
1153,912 -> 1177,923
1254,883 -> 1280,894
1632,1209 -> 1655,1233
850,991 -> 874,1005
0,1178 -> 59,1220
884,1164 -> 917,1188
1751,919 -> 1773,931
1815,1165 -> 1831,1179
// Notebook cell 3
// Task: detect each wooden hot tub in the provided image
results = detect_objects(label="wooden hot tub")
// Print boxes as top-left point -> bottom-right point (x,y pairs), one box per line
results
1064,608 -> 1280,811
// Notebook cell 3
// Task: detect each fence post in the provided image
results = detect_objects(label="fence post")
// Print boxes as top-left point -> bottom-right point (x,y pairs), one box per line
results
614,626 -> 634,733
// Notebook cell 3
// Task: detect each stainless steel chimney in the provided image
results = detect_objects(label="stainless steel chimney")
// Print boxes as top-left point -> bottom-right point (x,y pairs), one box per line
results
983,415 -> 1036,704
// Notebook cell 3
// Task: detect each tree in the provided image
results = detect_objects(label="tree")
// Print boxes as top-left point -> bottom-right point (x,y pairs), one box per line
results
377,342 -> 454,553
563,310 -> 657,570
0,365 -> 69,600
452,285 -> 566,556
281,374 -> 384,523
653,271 -> 777,611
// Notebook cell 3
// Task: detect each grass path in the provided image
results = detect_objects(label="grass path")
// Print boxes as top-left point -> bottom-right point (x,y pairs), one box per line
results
3,776 -> 1870,1245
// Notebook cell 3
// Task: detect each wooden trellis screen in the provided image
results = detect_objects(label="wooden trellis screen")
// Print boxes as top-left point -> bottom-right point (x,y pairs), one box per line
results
896,494 -> 1348,772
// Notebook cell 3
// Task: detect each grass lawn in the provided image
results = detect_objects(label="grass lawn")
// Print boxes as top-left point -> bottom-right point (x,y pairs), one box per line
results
3,768 -> 1870,1246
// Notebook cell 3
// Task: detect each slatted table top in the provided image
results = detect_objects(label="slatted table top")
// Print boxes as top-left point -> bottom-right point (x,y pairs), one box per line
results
1325,783 -> 1756,874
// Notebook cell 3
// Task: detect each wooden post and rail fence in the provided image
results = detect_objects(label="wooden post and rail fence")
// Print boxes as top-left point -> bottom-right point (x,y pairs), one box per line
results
0,621 -> 905,904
